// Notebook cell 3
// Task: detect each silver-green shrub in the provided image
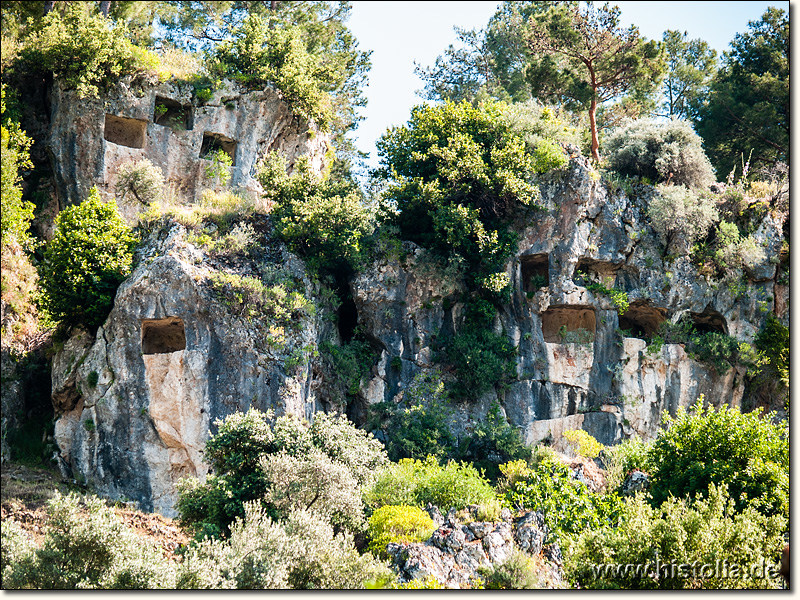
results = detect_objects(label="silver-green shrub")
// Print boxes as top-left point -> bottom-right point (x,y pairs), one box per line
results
647,184 -> 718,254
115,159 -> 165,205
605,119 -> 716,188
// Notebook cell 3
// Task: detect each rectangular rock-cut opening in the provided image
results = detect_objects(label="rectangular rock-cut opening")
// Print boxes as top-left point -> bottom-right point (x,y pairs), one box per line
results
542,305 -> 596,343
104,114 -> 147,148
153,96 -> 193,131
521,254 -> 549,293
575,258 -> 622,287
142,317 -> 186,354
200,132 -> 237,166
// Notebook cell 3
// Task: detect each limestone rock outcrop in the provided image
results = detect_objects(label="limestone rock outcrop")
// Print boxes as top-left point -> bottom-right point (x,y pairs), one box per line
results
48,77 -> 329,218
51,221 -> 331,515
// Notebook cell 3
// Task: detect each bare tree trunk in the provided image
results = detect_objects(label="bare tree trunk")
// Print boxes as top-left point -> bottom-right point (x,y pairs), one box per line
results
271,0 -> 279,9
589,96 -> 600,162
43,1 -> 56,16
99,1 -> 111,17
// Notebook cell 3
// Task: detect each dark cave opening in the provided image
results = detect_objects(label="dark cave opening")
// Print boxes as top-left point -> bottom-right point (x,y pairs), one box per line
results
141,317 -> 187,354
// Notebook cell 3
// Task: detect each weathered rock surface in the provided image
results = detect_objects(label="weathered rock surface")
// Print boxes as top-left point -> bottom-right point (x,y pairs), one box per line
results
353,156 -> 788,445
387,510 -> 562,588
51,221 -> 333,515
48,77 -> 329,218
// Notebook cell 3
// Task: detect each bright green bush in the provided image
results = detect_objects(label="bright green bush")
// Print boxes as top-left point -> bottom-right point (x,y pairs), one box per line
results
366,456 -> 495,512
648,399 -> 788,520
370,369 -> 458,462
208,14 -> 333,129
566,484 -> 787,589
206,271 -> 314,324
2,492 -> 173,589
1,86 -> 34,247
17,5 -> 159,98
258,153 -> 373,277
604,118 -> 716,188
563,429 -> 604,459
504,455 -> 623,543
367,505 -> 436,559
37,188 -> 137,330
176,409 -> 388,538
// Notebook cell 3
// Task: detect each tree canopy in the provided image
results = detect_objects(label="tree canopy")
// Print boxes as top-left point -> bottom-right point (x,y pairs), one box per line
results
693,7 -> 788,178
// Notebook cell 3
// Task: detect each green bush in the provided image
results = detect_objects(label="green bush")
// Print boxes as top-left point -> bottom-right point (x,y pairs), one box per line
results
459,401 -> 532,481
753,314 -> 789,390
647,399 -> 788,520
37,188 -> 137,330
2,492 -> 173,589
176,409 -> 388,538
208,14 -> 333,129
206,271 -> 314,324
504,455 -> 623,543
114,159 -> 165,206
566,484 -> 786,589
321,338 -> 376,398
1,85 -> 34,247
178,503 -> 391,589
563,429 -> 603,459
17,5 -> 159,98
376,100 -> 539,296
258,153 -> 373,277
366,456 -> 495,512
604,118 -> 716,188
478,549 -> 541,589
445,300 -> 517,400
647,184 -> 718,255
371,369 -> 458,462
367,505 -> 436,559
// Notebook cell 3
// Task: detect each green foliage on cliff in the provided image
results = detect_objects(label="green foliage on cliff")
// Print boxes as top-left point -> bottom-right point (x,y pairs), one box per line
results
176,409 -> 387,539
15,4 -> 160,98
37,188 -> 137,330
647,399 -> 788,520
0,86 -> 33,247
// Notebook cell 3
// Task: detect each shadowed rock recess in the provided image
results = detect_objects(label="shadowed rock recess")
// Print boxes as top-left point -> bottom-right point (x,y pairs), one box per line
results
50,84 -> 787,516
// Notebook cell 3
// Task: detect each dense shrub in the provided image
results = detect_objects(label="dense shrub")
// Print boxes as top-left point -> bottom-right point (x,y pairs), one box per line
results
478,549 -> 541,589
503,455 -> 623,543
2,492 -> 173,589
753,315 -> 789,389
37,188 -> 137,330
647,184 -> 718,255
459,401 -> 532,481
258,153 -> 373,277
445,300 -> 517,400
208,14 -> 333,129
367,505 -> 436,559
115,159 -> 165,205
17,5 -> 159,98
376,100 -> 547,296
1,86 -> 34,246
707,220 -> 766,275
370,369 -> 458,462
321,338 -> 376,398
366,456 -> 496,512
647,399 -> 788,520
178,503 -> 391,589
176,409 -> 387,538
563,429 -> 604,459
604,118 -> 716,188
566,484 -> 786,589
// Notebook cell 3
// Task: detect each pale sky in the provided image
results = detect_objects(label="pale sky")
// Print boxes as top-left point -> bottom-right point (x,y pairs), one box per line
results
346,0 -> 791,172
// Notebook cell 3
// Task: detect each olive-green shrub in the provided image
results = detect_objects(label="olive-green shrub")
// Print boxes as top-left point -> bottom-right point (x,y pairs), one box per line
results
115,159 -> 165,205
367,505 -> 436,559
566,484 -> 786,589
647,184 -> 718,255
37,188 -> 137,330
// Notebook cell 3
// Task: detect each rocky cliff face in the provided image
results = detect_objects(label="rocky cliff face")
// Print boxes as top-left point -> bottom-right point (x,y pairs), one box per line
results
49,106 -> 787,514
51,221 -> 334,515
48,77 -> 329,219
351,156 -> 787,449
